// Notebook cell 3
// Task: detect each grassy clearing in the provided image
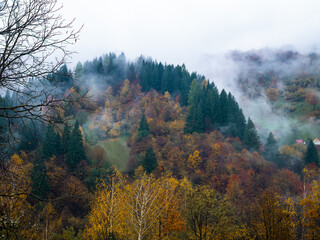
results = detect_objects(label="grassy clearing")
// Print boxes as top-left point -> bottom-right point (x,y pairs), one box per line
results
97,136 -> 130,171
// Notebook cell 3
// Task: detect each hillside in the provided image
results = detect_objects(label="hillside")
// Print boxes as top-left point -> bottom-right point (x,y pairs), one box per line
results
226,49 -> 320,144
1,52 -> 320,239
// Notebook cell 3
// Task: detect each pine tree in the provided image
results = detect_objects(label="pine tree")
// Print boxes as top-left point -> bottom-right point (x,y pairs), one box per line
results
219,89 -> 229,126
61,124 -> 71,154
127,63 -> 136,81
142,145 -> 158,174
55,133 -> 62,154
161,65 -> 173,93
31,151 -> 50,200
184,79 -> 204,134
66,121 -> 86,171
136,113 -> 149,140
42,124 -> 58,160
74,62 -> 83,80
235,108 -> 247,140
187,79 -> 200,107
243,118 -> 261,152
19,122 -> 40,151
179,64 -> 192,106
305,139 -> 319,166
184,104 -> 204,134
264,132 -> 278,163
204,85 -> 220,129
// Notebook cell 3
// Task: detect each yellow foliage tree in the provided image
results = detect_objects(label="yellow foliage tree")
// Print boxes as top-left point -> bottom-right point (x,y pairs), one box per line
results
84,171 -> 185,240
300,181 -> 320,239
0,153 -> 39,239
188,150 -> 202,169
255,189 -> 295,240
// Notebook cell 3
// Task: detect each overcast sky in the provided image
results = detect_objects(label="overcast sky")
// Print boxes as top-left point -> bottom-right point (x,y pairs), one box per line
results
62,0 -> 320,72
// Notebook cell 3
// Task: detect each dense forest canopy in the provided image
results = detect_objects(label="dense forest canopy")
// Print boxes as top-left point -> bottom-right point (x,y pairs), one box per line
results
1,49 -> 320,239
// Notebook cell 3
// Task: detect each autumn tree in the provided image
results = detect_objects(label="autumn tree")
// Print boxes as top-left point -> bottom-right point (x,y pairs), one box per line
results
279,144 -> 304,170
119,79 -> 132,104
83,171 -> 125,240
305,90 -> 319,110
300,180 -> 320,239
266,88 -> 279,107
254,189 -> 295,240
0,153 -> 39,239
187,150 -> 202,170
186,185 -> 240,240
124,172 -> 179,240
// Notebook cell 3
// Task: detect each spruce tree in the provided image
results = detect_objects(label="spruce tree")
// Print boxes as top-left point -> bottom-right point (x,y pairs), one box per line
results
55,133 -> 62,154
184,104 -> 204,134
42,124 -> 58,160
31,152 -> 50,200
66,121 -> 86,171
184,79 -> 204,134
235,108 -> 247,140
204,85 -> 220,129
74,62 -> 83,80
61,124 -> 71,154
219,89 -> 229,126
243,118 -> 261,152
187,79 -> 200,106
264,132 -> 278,163
19,122 -> 40,151
142,145 -> 158,174
136,113 -> 149,140
305,139 -> 319,166
127,63 -> 136,81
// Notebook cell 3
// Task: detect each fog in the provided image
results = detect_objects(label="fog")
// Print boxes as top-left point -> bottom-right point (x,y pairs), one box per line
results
196,48 -> 320,144
62,0 -> 320,71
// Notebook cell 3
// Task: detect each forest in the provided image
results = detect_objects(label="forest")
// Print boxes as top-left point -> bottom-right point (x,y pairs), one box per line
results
1,50 -> 320,240
1,1 -> 320,239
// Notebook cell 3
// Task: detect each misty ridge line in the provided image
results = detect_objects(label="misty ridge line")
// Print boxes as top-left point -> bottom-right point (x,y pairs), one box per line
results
197,48 -> 320,144
69,48 -> 320,146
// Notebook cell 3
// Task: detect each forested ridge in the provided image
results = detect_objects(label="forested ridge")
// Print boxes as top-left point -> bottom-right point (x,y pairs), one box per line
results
1,52 -> 320,240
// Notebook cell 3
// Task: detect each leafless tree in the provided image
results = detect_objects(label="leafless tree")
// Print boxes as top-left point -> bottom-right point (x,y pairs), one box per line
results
0,0 -> 84,158
0,0 -> 84,194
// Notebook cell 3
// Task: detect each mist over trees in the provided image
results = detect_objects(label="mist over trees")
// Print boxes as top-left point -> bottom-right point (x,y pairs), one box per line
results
1,8 -> 320,237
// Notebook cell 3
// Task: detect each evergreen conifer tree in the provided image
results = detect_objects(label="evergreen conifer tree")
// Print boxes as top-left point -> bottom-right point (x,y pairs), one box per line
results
19,123 -> 40,151
74,62 -> 83,80
61,124 -> 71,154
184,104 -> 204,134
42,124 -> 58,160
55,133 -> 62,154
142,145 -> 158,174
66,121 -> 86,171
264,132 -> 278,163
31,151 -> 50,200
243,118 -> 261,152
184,79 -> 204,133
187,79 -> 200,106
219,89 -> 229,126
235,108 -> 247,140
136,113 -> 149,140
305,139 -> 319,166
